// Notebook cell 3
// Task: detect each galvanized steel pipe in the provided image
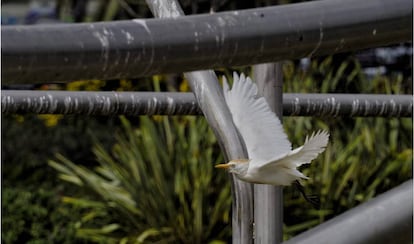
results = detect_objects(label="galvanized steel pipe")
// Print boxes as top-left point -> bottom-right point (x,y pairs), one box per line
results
2,91 -> 412,117
283,180 -> 413,244
2,0 -> 412,84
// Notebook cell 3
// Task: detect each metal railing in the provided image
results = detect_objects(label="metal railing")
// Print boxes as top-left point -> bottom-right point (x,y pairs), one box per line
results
2,91 -> 412,117
2,0 -> 411,84
2,0 -> 412,243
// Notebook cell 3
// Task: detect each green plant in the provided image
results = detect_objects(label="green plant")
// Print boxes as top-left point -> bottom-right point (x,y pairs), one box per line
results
281,56 -> 412,238
1,115 -> 119,243
2,186 -> 82,244
49,116 -> 231,243
1,115 -> 118,187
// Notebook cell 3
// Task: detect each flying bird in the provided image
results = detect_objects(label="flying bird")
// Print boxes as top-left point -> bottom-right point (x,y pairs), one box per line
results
215,73 -> 329,205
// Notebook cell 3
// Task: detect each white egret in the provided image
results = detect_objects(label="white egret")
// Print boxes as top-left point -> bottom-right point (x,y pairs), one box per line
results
216,73 -> 329,189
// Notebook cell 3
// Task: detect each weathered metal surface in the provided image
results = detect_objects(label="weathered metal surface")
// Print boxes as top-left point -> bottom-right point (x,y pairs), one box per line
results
144,1 -> 254,243
2,91 -> 412,118
2,0 -> 412,84
1,90 -> 200,115
284,93 -> 413,117
283,180 -> 413,244
253,63 -> 284,243
184,72 -> 254,244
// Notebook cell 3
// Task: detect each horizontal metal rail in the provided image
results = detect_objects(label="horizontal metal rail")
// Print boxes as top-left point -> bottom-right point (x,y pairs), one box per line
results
1,91 -> 199,116
2,90 -> 412,117
283,179 -> 413,244
285,93 -> 413,117
2,0 -> 412,84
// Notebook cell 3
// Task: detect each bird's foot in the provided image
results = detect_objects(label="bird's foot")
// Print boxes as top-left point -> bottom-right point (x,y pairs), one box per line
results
293,180 -> 321,209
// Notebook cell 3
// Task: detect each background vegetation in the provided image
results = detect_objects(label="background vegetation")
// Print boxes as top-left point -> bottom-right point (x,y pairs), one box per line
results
2,0 -> 412,243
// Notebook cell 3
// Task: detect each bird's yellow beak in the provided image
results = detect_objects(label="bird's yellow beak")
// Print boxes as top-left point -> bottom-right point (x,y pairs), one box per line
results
215,163 -> 231,169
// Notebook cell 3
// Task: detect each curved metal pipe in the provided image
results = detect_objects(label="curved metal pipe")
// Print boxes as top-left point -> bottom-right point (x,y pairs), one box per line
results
283,180 -> 413,244
2,0 -> 412,84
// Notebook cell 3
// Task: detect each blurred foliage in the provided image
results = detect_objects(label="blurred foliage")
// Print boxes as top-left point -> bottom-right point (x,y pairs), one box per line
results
2,115 -> 119,243
281,56 -> 412,237
2,115 -> 119,186
2,186 -> 81,244
66,80 -> 107,91
49,116 -> 230,243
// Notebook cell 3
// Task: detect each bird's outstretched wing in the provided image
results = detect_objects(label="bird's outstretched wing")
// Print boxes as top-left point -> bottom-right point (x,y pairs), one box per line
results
222,72 -> 291,164
259,130 -> 329,174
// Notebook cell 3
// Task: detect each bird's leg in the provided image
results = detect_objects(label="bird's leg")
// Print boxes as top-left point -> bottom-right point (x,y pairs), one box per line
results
293,180 -> 320,209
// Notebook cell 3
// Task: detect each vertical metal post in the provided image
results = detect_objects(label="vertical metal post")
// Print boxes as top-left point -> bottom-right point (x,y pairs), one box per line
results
253,63 -> 284,243
145,1 -> 254,243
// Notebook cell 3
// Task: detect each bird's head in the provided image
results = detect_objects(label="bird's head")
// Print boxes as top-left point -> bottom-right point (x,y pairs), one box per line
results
215,159 -> 250,176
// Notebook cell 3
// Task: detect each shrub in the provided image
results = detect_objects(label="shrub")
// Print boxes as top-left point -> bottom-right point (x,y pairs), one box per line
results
2,186 -> 81,244
282,56 -> 412,237
49,116 -> 231,243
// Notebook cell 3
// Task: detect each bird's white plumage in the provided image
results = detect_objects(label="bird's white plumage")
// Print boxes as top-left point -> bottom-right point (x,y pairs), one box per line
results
223,73 -> 291,164
220,72 -> 329,186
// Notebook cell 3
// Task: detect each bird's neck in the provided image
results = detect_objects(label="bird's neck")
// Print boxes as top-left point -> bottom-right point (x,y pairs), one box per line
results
231,163 -> 249,176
